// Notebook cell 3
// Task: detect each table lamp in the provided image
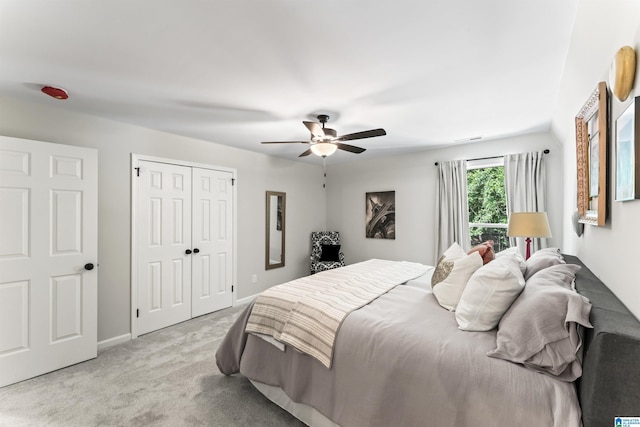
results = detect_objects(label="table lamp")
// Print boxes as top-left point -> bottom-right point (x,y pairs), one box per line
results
507,212 -> 552,260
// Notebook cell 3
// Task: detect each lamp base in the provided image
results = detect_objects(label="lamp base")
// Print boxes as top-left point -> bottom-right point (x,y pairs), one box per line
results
525,237 -> 532,260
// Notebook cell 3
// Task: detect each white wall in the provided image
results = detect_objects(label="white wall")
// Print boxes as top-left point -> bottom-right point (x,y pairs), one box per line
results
0,98 -> 326,342
326,132 -> 563,266
552,0 -> 640,319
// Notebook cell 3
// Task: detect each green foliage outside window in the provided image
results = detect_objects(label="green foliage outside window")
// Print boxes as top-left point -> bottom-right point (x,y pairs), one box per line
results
467,167 -> 509,250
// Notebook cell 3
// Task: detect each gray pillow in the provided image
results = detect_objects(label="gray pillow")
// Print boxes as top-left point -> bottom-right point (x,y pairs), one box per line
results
524,250 -> 565,280
531,247 -> 562,256
487,264 -> 592,382
526,263 -> 582,289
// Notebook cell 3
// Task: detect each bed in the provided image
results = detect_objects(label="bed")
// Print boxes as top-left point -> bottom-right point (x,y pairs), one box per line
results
216,254 -> 640,427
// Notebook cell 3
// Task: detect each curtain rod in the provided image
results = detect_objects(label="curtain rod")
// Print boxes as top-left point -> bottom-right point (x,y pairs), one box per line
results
434,149 -> 550,166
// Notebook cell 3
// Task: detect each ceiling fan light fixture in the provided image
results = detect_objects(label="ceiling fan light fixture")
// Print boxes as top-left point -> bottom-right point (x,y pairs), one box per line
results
261,114 -> 384,158
310,142 -> 337,157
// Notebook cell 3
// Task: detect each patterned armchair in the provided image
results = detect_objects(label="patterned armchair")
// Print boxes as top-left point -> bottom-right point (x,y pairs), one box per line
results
310,231 -> 346,274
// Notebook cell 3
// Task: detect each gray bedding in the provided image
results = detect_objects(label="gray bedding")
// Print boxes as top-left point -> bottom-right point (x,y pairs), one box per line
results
217,284 -> 582,427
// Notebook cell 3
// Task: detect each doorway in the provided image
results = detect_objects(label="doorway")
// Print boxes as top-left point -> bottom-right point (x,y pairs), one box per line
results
131,155 -> 236,337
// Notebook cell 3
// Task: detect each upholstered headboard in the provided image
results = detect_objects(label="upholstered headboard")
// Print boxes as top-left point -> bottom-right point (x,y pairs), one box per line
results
565,255 -> 640,427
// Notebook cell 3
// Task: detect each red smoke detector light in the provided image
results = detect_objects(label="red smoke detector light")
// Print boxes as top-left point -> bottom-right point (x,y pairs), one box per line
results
41,86 -> 68,100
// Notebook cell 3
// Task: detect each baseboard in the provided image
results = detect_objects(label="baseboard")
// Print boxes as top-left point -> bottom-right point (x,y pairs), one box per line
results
98,333 -> 132,352
235,293 -> 259,306
99,297 -> 252,352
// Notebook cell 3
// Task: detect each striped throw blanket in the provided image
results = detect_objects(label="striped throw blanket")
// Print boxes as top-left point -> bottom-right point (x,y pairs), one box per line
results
245,259 -> 429,368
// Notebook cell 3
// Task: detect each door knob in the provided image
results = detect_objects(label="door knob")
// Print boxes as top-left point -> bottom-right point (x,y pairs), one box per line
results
193,248 -> 200,254
84,263 -> 94,271
185,249 -> 192,255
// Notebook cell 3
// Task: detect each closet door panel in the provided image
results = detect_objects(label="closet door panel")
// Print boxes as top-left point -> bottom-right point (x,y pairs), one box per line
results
136,161 -> 192,335
192,168 -> 233,317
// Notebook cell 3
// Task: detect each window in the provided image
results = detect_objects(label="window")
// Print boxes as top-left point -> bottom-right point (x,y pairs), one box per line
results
467,161 -> 509,251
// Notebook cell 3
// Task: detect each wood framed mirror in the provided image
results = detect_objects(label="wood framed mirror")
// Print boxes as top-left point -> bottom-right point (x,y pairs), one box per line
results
576,81 -> 609,226
265,191 -> 285,270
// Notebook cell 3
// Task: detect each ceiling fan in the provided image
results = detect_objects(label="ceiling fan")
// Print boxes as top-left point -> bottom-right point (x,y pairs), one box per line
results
261,114 -> 386,157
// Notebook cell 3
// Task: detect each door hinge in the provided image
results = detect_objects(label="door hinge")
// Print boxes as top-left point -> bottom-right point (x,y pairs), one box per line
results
231,178 -> 235,186
232,285 -> 234,292
135,167 -> 140,177
136,309 -> 139,318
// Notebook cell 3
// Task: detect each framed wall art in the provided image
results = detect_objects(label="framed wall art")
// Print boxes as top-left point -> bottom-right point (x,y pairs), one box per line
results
576,81 -> 608,226
615,96 -> 640,201
365,191 -> 395,239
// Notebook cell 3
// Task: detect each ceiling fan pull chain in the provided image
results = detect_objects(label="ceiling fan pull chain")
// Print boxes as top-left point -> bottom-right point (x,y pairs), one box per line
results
323,157 -> 327,188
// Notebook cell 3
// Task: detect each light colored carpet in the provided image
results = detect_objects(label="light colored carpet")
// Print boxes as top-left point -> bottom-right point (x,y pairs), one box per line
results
0,305 -> 305,427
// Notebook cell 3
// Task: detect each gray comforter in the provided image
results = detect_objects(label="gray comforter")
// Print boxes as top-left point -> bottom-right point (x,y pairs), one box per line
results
216,284 -> 582,427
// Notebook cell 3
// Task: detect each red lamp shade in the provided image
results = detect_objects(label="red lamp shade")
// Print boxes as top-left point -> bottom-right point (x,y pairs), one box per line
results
41,86 -> 68,100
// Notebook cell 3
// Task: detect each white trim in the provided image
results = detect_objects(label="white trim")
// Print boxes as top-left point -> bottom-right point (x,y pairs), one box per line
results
235,293 -> 260,306
131,155 -> 138,338
469,222 -> 508,228
231,169 -> 238,310
97,333 -> 131,352
131,154 -> 237,174
130,153 -> 238,339
467,157 -> 504,170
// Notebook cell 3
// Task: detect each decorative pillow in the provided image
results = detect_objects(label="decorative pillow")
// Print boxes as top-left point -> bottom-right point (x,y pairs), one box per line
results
524,250 -> 565,280
319,244 -> 341,262
487,264 -> 592,382
494,247 -> 526,274
467,240 -> 495,265
455,256 -> 525,331
431,243 -> 483,311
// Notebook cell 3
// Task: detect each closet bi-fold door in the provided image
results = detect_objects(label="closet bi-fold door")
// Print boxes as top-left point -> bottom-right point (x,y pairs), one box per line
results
136,161 -> 192,336
191,168 -> 233,317
135,160 -> 233,336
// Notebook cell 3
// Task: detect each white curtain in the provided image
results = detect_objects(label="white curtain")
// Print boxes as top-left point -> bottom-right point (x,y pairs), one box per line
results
504,151 -> 547,254
435,160 -> 470,260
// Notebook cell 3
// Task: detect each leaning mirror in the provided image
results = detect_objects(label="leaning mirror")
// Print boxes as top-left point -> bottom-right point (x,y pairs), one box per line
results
576,81 -> 608,226
265,191 -> 286,270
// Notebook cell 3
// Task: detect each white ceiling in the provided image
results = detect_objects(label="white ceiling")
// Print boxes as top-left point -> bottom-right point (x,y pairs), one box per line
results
0,1 -> 578,163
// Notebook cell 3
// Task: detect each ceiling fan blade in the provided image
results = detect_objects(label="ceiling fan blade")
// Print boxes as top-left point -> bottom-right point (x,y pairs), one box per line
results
336,143 -> 366,154
303,121 -> 325,139
298,148 -> 313,157
335,128 -> 386,142
261,141 -> 309,144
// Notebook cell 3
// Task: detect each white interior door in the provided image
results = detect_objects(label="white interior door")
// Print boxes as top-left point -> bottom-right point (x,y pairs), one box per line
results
0,136 -> 98,387
136,161 -> 192,335
192,168 -> 233,317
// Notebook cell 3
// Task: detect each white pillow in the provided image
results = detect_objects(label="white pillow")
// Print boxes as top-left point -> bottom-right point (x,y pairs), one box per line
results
431,243 -> 483,311
494,247 -> 526,274
455,256 -> 525,331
